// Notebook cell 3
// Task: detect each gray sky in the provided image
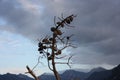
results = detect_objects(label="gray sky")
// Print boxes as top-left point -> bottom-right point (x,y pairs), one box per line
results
0,0 -> 120,74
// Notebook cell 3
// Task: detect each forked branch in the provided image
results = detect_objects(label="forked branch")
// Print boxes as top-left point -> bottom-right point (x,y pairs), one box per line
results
55,55 -> 73,68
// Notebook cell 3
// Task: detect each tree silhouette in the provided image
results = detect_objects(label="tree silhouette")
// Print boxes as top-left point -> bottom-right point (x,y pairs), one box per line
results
26,14 -> 76,80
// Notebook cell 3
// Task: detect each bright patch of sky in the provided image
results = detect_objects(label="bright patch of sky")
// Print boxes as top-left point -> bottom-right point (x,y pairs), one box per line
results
0,18 -> 6,25
0,31 -> 39,74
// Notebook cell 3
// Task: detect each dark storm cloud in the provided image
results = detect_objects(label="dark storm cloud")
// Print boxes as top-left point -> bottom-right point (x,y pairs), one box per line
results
0,0 -> 52,40
0,0 -> 120,66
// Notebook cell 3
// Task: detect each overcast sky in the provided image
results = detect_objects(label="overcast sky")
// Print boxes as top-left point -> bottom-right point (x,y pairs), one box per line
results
0,0 -> 120,75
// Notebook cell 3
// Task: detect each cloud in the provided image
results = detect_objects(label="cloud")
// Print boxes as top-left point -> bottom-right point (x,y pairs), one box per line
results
17,0 -> 44,14
0,0 -> 120,66
0,0 -> 48,40
70,46 -> 120,65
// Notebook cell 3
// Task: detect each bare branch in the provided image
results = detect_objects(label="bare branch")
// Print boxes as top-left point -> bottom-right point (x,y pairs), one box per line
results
55,55 -> 73,68
56,36 -> 65,43
26,66 -> 39,80
47,55 -> 53,71
32,56 -> 45,71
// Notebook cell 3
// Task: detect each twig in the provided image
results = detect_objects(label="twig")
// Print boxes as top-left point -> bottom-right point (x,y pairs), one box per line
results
56,36 -> 65,43
55,55 -> 73,68
32,56 -> 44,71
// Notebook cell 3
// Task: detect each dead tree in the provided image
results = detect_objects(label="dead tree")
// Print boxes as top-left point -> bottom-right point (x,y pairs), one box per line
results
26,14 -> 76,80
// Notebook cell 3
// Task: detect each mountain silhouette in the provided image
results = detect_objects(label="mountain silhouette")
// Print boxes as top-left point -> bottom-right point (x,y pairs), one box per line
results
0,73 -> 33,80
39,67 -> 106,80
85,64 -> 120,80
0,64 -> 120,80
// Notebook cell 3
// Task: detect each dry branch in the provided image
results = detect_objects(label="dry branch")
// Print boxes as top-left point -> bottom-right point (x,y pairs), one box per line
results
26,66 -> 39,80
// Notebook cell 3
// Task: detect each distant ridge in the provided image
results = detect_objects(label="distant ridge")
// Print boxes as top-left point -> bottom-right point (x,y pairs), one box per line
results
0,73 -> 33,80
0,64 -> 120,80
88,67 -> 106,73
85,64 -> 120,80
39,66 -> 106,80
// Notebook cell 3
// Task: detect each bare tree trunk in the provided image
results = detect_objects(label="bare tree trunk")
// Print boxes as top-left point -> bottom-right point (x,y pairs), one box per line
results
52,58 -> 61,80
52,33 -> 61,80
